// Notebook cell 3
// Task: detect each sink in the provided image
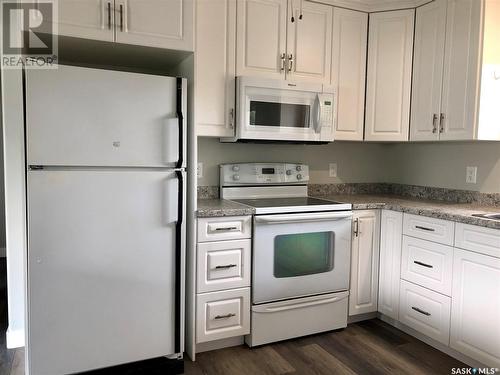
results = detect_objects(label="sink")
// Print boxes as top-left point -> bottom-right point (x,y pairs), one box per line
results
471,213 -> 500,221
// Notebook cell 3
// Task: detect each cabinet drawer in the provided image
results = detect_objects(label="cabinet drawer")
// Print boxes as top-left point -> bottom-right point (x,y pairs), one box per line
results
403,213 -> 455,246
197,216 -> 251,242
196,288 -> 250,343
197,239 -> 251,293
399,280 -> 451,345
401,236 -> 453,295
454,223 -> 500,259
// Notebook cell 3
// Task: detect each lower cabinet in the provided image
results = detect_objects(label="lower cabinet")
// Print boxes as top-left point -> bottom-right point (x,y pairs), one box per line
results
378,210 -> 403,320
349,210 -> 380,315
450,248 -> 500,367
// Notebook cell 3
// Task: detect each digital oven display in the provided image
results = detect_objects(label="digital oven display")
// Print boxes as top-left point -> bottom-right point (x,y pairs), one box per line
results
262,168 -> 275,175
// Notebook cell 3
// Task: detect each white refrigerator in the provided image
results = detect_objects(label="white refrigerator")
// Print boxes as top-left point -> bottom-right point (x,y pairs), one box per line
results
24,65 -> 186,374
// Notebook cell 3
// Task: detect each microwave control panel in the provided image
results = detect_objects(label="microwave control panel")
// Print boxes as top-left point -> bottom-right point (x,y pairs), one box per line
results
317,94 -> 334,128
220,163 -> 310,185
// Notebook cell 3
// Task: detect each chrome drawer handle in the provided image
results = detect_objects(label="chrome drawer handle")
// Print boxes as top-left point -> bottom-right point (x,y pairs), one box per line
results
412,306 -> 431,316
414,260 -> 433,269
214,313 -> 236,320
214,226 -> 238,231
415,225 -> 435,232
214,264 -> 237,270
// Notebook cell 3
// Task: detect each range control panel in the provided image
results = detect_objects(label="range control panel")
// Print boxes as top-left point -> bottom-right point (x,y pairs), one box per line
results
220,163 -> 310,185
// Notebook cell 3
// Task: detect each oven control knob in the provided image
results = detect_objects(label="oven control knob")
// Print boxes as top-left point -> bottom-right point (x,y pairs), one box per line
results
296,174 -> 303,180
296,165 -> 302,171
232,165 -> 240,172
232,174 -> 240,181
286,170 -> 292,175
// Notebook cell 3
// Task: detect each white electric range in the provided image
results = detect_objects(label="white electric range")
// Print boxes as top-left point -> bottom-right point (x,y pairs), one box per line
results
220,163 -> 353,347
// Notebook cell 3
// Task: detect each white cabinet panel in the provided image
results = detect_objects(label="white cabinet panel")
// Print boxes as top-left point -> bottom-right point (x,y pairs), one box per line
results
378,210 -> 403,320
401,236 -> 453,296
197,216 -> 252,243
332,8 -> 367,141
403,213 -> 455,246
365,9 -> 414,141
440,0 -> 482,140
195,0 -> 236,137
287,1 -> 332,84
236,0 -> 287,79
349,210 -> 380,315
451,249 -> 500,367
399,280 -> 451,346
410,0 -> 447,141
57,0 -> 114,42
454,223 -> 500,259
115,0 -> 194,51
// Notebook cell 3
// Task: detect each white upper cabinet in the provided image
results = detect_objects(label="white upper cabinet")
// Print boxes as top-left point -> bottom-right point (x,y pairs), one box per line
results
56,0 -> 194,51
410,0 -> 447,141
236,0 -> 288,79
114,0 -> 194,51
349,210 -> 380,316
286,1 -> 333,84
236,0 -> 332,83
365,9 -> 414,142
195,0 -> 236,137
57,0 -> 115,42
332,8 -> 367,141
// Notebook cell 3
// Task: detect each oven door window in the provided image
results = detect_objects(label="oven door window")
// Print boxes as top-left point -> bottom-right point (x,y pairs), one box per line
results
274,231 -> 334,278
249,101 -> 311,128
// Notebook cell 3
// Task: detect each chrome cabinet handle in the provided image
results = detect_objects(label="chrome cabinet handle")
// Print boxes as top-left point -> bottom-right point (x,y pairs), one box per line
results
214,264 -> 237,270
229,108 -> 234,129
214,313 -> 236,320
353,218 -> 359,237
280,53 -> 286,71
214,226 -> 238,231
107,2 -> 112,29
415,225 -> 435,232
288,54 -> 294,72
414,260 -> 433,269
119,4 -> 124,32
412,306 -> 431,316
432,113 -> 438,133
439,113 -> 445,133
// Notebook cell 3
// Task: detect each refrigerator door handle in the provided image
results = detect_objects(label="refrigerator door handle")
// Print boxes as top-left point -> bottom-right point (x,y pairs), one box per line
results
175,77 -> 184,169
174,169 -> 184,353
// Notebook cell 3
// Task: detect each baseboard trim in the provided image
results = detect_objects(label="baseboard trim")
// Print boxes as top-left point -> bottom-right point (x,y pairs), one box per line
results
378,313 -> 486,369
348,312 -> 378,323
0,247 -> 6,258
6,327 -> 25,349
195,336 -> 244,354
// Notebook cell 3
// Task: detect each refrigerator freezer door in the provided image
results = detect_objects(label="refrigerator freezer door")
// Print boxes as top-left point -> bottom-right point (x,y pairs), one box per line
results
27,169 -> 184,375
25,65 -> 186,168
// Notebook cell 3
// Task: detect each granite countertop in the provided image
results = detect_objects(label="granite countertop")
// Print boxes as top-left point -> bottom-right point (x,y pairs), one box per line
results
197,195 -> 500,229
197,199 -> 255,218
316,194 -> 500,230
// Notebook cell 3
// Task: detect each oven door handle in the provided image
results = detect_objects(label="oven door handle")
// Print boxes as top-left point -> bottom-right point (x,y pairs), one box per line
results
255,212 -> 352,224
253,294 -> 348,313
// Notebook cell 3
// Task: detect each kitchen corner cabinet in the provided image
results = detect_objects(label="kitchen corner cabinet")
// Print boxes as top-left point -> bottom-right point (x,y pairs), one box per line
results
349,210 -> 380,316
378,210 -> 403,320
194,0 -> 236,137
56,0 -> 194,51
236,0 -> 332,84
332,8 -> 367,141
364,9 -> 414,142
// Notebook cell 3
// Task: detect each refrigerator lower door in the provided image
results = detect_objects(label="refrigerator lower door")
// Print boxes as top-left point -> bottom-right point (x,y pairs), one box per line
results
25,65 -> 186,168
27,169 -> 185,375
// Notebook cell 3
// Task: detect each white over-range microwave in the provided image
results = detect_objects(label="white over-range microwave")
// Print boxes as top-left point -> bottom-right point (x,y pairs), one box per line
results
221,76 -> 335,143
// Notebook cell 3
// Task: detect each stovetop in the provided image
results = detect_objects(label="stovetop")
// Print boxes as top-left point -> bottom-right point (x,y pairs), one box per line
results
232,196 -> 352,214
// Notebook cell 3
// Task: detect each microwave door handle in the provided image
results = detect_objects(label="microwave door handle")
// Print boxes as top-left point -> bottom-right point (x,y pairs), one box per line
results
314,94 -> 322,134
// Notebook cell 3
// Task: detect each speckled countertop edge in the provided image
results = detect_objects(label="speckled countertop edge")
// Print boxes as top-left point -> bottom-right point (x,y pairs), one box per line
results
197,195 -> 500,229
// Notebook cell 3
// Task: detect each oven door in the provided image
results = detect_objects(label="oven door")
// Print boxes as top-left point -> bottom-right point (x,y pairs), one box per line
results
252,211 -> 352,304
236,78 -> 334,142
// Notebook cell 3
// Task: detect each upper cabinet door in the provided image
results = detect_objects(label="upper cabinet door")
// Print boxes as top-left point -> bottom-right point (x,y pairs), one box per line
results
57,0 -> 114,42
440,0 -> 482,140
365,9 -> 414,142
195,0 -> 236,137
114,0 -> 194,51
286,1 -> 332,84
236,0 -> 288,79
331,8 -> 367,141
410,0 -> 447,141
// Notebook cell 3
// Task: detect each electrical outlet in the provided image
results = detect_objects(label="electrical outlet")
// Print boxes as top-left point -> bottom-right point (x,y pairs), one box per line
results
197,163 -> 203,179
466,166 -> 477,184
329,163 -> 337,178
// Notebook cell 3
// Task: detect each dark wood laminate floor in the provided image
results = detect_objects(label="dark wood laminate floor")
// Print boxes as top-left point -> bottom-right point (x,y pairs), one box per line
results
0,257 -> 464,375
